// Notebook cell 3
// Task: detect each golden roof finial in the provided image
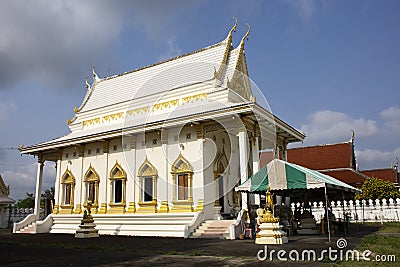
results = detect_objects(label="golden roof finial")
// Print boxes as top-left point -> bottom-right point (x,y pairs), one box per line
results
92,65 -> 99,81
67,117 -> 71,125
242,22 -> 250,43
228,17 -> 238,38
85,76 -> 91,90
74,106 -> 78,113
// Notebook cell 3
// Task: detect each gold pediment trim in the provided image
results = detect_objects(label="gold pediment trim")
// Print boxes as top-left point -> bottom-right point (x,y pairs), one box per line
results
171,153 -> 193,173
84,164 -> 100,182
110,161 -> 127,180
61,169 -> 76,185
138,158 -> 158,177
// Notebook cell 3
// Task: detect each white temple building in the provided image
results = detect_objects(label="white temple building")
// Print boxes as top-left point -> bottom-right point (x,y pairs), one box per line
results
1,175 -> 15,228
15,21 -> 305,238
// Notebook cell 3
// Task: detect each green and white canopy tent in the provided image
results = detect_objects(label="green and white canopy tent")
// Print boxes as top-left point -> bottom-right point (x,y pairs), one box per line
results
236,158 -> 360,194
236,159 -> 361,242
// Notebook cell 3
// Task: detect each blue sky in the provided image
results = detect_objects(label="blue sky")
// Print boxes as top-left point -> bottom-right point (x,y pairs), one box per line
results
1,0 -> 399,200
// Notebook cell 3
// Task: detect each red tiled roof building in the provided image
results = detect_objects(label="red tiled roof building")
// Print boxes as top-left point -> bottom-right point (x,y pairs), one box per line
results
260,136 -> 398,188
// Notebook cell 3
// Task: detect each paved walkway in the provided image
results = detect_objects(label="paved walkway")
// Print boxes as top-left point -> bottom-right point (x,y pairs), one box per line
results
0,224 -> 380,266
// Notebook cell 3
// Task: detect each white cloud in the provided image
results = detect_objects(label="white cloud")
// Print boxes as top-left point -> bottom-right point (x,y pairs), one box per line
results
0,101 -> 15,123
380,106 -> 400,133
283,0 -> 317,23
300,110 -> 378,144
356,147 -> 400,170
0,0 -> 195,91
157,38 -> 183,61
3,162 -> 56,201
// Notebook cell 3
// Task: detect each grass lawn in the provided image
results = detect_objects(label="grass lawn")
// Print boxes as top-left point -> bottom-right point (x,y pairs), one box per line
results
337,222 -> 400,266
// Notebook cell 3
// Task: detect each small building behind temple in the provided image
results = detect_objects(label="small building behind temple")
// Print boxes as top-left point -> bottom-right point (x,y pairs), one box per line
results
260,134 -> 399,188
0,175 -> 16,228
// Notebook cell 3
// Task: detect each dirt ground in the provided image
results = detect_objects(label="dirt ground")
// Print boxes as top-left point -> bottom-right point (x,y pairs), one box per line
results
0,224 -> 380,266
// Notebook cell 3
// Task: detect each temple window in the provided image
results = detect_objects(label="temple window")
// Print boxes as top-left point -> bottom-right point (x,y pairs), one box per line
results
60,169 -> 75,212
84,165 -> 100,209
171,153 -> 193,202
109,162 -> 127,205
138,158 -> 158,205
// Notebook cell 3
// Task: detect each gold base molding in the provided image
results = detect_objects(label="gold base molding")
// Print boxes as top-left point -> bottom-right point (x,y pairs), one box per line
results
158,201 -> 169,213
73,204 -> 82,214
194,199 -> 204,212
52,205 -> 59,214
171,200 -> 193,212
108,203 -> 126,214
137,201 -> 157,213
98,203 -> 107,214
126,202 -> 136,213
59,205 -> 74,214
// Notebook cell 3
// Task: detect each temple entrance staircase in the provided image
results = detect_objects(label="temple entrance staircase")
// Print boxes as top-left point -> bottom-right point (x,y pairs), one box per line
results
15,222 -> 35,234
190,219 -> 235,239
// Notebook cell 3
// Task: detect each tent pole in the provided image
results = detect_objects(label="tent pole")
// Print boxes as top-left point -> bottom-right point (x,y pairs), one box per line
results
324,185 -> 331,243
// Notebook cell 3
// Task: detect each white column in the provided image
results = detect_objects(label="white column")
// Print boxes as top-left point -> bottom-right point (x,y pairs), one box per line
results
54,159 -> 62,209
252,136 -> 260,205
34,157 -> 44,220
162,129 -> 168,205
238,130 -> 248,210
77,146 -> 85,213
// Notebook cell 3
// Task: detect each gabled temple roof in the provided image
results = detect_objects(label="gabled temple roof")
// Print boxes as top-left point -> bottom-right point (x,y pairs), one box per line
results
20,21 -> 305,156
77,20 -> 246,114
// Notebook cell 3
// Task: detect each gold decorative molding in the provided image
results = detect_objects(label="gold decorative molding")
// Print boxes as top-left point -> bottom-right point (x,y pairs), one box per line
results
83,117 -> 100,127
182,93 -> 207,104
126,202 -> 136,213
52,204 -> 59,214
194,199 -> 204,212
138,158 -> 158,177
137,201 -> 158,213
127,106 -> 150,116
158,201 -> 169,213
170,200 -> 193,212
108,203 -> 126,214
109,161 -> 127,180
102,112 -> 124,123
73,204 -> 82,214
84,165 -> 100,182
195,124 -> 203,139
152,99 -> 179,111
171,153 -> 193,173
98,203 -> 107,214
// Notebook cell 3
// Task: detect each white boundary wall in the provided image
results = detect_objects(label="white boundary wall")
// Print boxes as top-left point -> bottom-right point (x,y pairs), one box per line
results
291,198 -> 400,223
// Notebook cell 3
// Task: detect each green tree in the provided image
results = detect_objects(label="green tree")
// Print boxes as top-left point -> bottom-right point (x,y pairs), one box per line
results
14,192 -> 35,208
356,177 -> 400,200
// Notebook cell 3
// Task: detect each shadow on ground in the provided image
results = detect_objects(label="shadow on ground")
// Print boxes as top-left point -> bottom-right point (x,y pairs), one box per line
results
0,224 -> 380,266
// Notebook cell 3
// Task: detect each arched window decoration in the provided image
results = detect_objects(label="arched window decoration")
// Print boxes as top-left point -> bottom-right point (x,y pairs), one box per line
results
84,165 -> 100,209
60,169 -> 75,212
109,161 -> 127,206
137,158 -> 158,213
171,153 -> 193,203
